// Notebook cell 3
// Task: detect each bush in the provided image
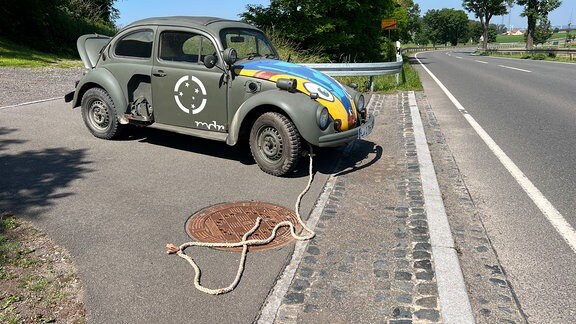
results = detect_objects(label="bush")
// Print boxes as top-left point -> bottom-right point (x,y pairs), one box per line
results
0,1 -> 117,56
265,29 -> 329,63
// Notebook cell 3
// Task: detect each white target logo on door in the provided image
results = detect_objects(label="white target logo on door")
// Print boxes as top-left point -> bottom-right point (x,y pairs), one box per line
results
174,75 -> 207,115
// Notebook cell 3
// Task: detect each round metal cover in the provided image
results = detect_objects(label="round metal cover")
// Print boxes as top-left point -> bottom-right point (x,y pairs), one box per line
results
185,201 -> 303,252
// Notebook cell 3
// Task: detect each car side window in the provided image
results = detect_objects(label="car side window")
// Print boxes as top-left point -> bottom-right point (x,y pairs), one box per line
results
160,31 -> 216,64
114,29 -> 154,58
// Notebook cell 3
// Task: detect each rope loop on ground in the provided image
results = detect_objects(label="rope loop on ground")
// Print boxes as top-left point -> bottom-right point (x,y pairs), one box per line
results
166,147 -> 316,295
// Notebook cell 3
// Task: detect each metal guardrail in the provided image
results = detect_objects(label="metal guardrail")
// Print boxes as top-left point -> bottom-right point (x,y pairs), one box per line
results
401,46 -> 460,53
302,55 -> 403,91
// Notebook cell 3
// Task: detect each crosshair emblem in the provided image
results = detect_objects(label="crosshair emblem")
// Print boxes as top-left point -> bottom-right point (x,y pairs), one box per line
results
174,75 -> 207,115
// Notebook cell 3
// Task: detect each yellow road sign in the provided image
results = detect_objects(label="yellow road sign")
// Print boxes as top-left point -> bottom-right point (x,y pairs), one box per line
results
381,18 -> 398,31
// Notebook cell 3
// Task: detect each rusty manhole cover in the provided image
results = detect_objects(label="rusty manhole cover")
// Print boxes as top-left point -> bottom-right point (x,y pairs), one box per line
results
185,201 -> 303,252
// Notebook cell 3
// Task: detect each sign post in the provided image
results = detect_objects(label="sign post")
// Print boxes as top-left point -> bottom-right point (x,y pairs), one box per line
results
382,18 -> 398,61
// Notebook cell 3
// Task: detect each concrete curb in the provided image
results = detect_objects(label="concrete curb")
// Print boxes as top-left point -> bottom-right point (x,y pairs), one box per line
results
408,91 -> 475,323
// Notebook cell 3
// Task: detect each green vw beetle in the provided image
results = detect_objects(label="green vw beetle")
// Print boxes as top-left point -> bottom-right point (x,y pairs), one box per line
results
66,16 -> 374,176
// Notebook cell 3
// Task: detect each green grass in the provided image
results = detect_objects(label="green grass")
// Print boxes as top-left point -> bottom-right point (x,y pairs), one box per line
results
0,37 -> 82,68
0,215 -> 17,263
0,212 -> 85,322
482,50 -> 576,62
335,57 -> 423,93
496,32 -> 569,44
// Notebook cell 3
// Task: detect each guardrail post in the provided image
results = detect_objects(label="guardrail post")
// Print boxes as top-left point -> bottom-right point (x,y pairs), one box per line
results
370,76 -> 375,92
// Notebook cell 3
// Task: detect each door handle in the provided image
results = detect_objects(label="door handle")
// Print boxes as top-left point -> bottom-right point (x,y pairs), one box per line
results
153,70 -> 167,77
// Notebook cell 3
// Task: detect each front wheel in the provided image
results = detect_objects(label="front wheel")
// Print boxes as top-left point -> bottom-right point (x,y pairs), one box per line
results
249,112 -> 301,176
81,88 -> 122,140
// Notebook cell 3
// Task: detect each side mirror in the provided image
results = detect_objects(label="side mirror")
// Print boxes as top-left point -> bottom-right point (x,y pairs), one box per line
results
203,55 -> 217,69
223,48 -> 238,66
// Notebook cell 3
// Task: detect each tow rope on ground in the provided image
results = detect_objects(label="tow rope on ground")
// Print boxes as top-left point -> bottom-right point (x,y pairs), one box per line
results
166,148 -> 316,295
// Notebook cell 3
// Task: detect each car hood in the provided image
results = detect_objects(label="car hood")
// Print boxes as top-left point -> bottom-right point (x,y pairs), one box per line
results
235,60 -> 358,130
77,34 -> 111,69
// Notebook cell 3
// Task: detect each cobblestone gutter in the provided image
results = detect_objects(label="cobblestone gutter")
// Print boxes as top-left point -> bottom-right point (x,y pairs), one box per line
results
268,92 -> 526,323
416,92 -> 526,323
272,94 -> 441,323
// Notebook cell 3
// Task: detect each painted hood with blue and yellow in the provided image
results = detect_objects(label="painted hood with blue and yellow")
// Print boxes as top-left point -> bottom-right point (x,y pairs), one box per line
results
235,60 -> 358,131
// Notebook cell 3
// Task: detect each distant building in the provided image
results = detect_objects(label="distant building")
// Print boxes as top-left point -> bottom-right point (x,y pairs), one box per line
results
507,29 -> 525,36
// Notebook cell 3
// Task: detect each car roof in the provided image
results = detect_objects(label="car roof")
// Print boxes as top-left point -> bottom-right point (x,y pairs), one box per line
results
122,16 -> 260,34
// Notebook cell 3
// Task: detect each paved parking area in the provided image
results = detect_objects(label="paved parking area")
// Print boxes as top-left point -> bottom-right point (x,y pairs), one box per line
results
1,66 -> 525,323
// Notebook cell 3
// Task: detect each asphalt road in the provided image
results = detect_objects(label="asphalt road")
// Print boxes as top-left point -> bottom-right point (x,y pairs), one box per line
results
0,100 -> 362,323
414,50 -> 576,323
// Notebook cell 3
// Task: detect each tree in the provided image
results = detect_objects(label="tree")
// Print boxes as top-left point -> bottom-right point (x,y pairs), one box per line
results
66,0 -> 119,23
495,24 -> 508,34
531,17 -> 554,45
470,21 -> 500,43
422,9 -> 469,46
242,0 -> 397,62
463,0 -> 513,50
393,0 -> 421,44
516,0 -> 562,49
0,0 -> 117,53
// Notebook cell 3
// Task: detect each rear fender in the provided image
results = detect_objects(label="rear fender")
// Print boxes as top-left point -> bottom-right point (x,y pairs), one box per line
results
72,69 -> 129,124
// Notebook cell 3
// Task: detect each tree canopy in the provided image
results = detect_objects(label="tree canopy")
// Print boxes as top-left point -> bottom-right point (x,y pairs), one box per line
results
0,0 -> 117,53
241,0 -> 397,62
463,0 -> 513,49
421,9 -> 469,46
516,0 -> 562,49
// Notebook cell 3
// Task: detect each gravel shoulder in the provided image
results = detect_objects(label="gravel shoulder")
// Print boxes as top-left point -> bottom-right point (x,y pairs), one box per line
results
0,67 -> 82,107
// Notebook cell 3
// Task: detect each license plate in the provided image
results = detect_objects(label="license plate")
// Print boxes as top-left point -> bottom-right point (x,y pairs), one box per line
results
357,116 -> 374,139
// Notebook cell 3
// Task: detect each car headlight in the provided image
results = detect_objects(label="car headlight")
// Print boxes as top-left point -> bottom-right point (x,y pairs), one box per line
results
355,94 -> 366,120
317,107 -> 330,131
356,94 -> 365,111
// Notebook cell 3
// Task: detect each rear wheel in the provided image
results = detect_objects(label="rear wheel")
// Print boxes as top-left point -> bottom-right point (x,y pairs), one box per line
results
81,88 -> 122,139
249,112 -> 301,176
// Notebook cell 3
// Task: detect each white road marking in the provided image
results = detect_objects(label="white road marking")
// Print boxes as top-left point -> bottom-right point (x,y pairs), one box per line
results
0,97 -> 62,110
455,56 -> 463,59
498,65 -> 532,73
475,60 -> 489,64
415,53 -> 576,255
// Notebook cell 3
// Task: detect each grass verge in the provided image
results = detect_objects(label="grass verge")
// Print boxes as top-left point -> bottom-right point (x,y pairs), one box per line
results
0,37 -> 82,68
0,211 -> 85,323
335,57 -> 423,93
478,50 -> 576,63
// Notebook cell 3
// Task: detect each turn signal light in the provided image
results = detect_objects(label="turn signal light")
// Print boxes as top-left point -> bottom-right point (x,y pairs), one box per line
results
334,119 -> 342,132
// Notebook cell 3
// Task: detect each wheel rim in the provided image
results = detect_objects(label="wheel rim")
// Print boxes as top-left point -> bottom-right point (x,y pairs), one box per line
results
257,126 -> 283,162
88,99 -> 111,131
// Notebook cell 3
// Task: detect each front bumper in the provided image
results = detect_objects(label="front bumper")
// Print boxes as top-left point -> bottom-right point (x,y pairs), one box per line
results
318,113 -> 375,147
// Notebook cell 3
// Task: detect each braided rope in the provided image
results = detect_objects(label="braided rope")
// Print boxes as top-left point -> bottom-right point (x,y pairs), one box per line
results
166,149 -> 316,295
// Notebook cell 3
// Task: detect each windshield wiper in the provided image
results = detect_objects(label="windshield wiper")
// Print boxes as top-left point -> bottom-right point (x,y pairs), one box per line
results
246,53 -> 262,60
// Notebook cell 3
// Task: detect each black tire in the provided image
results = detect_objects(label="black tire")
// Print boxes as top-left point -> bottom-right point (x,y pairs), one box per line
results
249,112 -> 301,176
81,88 -> 122,140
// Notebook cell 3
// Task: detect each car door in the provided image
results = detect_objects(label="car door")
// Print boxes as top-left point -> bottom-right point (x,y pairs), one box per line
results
151,27 -> 228,132
105,28 -> 155,113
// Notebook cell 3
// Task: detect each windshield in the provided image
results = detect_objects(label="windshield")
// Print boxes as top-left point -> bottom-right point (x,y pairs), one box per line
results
220,28 -> 278,60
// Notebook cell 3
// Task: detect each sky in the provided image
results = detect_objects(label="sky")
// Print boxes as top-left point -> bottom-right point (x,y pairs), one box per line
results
416,0 -> 574,30
114,0 -> 575,30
